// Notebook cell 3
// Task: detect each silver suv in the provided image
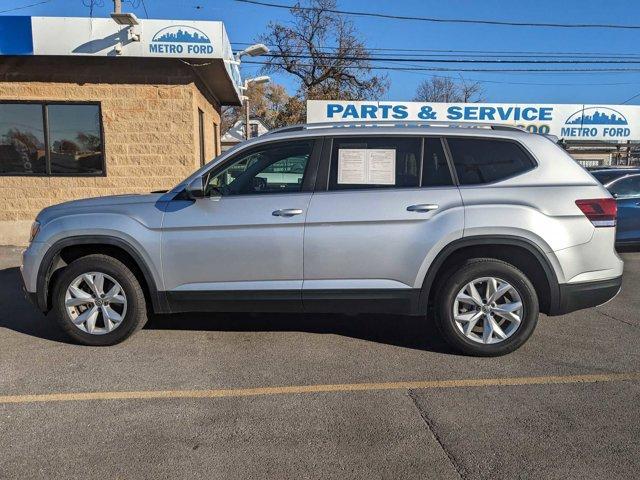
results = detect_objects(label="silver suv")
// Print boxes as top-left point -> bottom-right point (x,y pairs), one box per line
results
21,122 -> 623,356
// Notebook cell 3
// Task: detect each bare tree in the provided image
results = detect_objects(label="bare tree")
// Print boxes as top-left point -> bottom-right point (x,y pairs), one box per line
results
414,76 -> 485,103
259,0 -> 388,105
220,82 -> 301,135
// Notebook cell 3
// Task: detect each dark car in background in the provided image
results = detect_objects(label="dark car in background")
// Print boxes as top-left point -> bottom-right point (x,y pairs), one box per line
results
590,168 -> 640,246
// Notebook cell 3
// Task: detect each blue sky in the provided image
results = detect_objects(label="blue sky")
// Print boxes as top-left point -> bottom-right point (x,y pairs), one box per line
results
2,0 -> 640,104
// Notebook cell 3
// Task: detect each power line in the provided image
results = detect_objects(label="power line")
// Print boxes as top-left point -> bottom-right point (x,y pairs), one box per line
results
234,45 -> 640,60
0,0 -> 53,14
262,53 -> 640,65
235,0 -> 640,30
244,60 -> 640,74
233,42 -> 640,58
622,90 -> 640,104
140,0 -> 148,18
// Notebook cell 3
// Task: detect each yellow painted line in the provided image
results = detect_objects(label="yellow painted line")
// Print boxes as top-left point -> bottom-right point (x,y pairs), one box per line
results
0,372 -> 638,405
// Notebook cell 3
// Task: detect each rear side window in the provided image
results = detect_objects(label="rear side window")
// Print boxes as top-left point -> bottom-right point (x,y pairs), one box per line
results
447,138 -> 535,185
329,137 -> 421,190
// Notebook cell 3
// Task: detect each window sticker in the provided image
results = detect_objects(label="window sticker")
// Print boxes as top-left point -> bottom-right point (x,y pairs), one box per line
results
337,149 -> 396,184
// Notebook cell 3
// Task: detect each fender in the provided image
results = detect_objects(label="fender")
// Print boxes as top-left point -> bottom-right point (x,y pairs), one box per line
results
417,235 -> 560,315
36,235 -> 169,314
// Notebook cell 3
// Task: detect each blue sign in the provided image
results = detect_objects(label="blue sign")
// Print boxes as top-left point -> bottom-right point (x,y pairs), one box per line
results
308,101 -> 640,142
150,25 -> 213,55
0,16 -> 33,55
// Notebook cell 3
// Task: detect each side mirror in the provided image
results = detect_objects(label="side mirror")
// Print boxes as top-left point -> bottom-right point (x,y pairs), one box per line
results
185,177 -> 205,199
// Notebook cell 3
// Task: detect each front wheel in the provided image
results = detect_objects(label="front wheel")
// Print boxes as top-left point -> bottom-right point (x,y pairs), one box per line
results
52,254 -> 148,346
435,258 -> 539,356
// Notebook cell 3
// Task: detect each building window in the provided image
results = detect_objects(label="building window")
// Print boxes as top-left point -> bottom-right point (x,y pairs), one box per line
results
0,102 -> 104,176
198,108 -> 205,166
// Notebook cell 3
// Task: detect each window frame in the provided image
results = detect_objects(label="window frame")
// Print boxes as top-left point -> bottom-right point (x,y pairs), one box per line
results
443,135 -> 538,187
0,100 -> 106,177
202,137 -> 322,197
198,108 -> 205,167
317,135 -> 458,192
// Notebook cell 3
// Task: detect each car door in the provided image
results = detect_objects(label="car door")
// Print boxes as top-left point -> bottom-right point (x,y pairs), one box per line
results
302,135 -> 464,313
607,174 -> 640,243
162,138 -> 321,312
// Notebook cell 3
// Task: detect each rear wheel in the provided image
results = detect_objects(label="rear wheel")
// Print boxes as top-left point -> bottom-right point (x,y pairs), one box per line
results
52,254 -> 147,346
435,258 -> 539,356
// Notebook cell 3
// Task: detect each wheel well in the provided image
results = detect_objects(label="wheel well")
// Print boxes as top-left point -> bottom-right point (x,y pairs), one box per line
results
45,244 -> 153,312
427,244 -> 552,314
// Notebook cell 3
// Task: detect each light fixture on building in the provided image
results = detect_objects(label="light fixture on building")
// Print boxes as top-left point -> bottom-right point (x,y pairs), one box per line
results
235,43 -> 269,62
243,75 -> 270,89
110,12 -> 139,26
110,12 -> 141,44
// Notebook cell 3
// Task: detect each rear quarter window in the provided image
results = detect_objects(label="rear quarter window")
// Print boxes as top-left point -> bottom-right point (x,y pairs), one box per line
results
447,138 -> 536,185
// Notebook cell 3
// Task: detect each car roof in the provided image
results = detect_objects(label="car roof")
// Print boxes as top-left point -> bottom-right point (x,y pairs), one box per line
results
261,123 -> 537,143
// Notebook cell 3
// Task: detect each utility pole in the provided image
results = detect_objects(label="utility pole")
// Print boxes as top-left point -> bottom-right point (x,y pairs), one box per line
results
244,96 -> 251,140
114,0 -> 122,13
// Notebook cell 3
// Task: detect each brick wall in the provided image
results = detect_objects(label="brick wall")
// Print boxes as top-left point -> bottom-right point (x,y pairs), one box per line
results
0,57 -> 222,245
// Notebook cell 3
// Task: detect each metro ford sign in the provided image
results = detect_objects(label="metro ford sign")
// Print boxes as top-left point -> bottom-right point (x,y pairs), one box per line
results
149,25 -> 214,55
307,100 -> 640,142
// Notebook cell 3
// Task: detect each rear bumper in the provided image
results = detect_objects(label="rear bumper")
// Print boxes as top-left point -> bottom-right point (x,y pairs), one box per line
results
549,276 -> 622,316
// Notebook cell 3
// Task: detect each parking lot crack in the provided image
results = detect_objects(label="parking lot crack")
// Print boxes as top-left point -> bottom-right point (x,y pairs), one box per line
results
596,308 -> 638,329
408,390 -> 465,480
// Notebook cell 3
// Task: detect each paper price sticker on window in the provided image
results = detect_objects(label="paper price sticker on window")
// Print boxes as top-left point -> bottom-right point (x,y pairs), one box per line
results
337,149 -> 396,185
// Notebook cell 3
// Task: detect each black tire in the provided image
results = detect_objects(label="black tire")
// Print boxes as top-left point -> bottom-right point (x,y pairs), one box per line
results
434,258 -> 539,357
52,254 -> 148,346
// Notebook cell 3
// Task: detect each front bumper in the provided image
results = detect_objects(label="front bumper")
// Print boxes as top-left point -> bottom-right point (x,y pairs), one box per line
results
549,276 -> 622,316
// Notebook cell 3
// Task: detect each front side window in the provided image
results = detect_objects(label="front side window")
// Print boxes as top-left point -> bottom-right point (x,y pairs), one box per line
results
609,176 -> 640,198
206,140 -> 312,195
0,102 -> 104,176
329,137 -> 421,190
447,138 -> 535,185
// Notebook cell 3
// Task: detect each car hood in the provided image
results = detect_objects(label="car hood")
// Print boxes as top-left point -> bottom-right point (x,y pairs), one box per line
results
37,193 -> 169,224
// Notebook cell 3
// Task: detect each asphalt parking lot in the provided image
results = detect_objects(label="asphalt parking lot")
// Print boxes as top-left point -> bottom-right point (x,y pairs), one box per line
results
1,246 -> 639,479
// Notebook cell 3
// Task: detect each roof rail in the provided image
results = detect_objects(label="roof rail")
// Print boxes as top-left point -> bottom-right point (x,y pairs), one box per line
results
265,121 -> 529,136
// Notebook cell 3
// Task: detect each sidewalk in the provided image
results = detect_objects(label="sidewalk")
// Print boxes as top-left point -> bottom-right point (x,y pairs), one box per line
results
0,246 -> 23,269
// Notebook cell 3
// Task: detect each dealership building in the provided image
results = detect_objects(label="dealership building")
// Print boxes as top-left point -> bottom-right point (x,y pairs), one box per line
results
0,15 -> 242,245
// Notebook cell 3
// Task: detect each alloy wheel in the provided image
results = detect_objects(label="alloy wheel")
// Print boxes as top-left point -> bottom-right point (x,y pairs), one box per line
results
452,276 -> 523,344
64,272 -> 128,335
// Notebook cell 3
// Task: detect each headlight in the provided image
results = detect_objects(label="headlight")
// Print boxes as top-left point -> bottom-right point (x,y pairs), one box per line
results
29,221 -> 40,243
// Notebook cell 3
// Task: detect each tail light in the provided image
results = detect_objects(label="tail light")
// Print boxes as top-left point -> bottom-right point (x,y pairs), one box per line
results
575,198 -> 617,227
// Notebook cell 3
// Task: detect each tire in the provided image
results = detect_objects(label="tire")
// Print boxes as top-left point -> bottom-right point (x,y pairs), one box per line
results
52,254 -> 148,346
434,258 -> 539,357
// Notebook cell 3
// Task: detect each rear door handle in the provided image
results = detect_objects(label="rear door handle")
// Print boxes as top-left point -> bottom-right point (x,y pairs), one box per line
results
272,208 -> 303,217
407,204 -> 439,213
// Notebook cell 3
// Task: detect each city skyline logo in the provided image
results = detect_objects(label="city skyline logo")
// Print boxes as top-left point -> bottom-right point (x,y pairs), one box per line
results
565,107 -> 628,126
151,26 -> 211,44
149,25 -> 214,55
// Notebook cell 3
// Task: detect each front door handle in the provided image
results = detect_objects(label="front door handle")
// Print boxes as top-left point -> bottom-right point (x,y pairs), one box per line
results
272,208 -> 303,217
407,204 -> 439,213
